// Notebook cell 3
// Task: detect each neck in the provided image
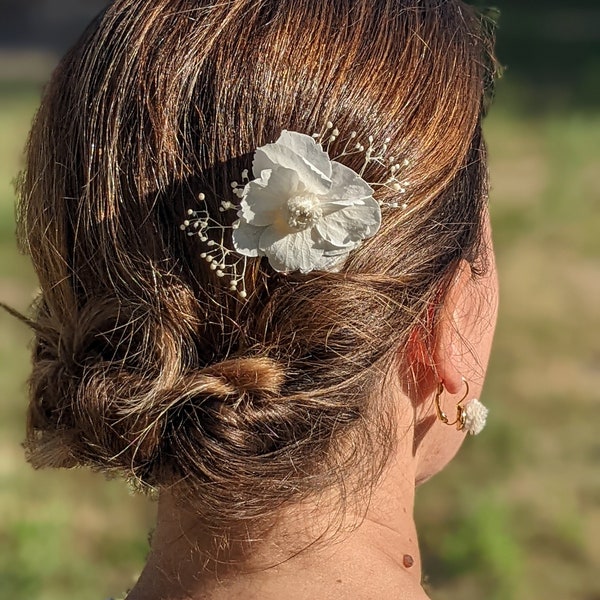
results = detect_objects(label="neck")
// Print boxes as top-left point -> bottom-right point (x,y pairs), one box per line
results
127,467 -> 426,599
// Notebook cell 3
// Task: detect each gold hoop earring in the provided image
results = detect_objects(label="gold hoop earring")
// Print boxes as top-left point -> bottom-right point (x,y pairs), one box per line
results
434,379 -> 470,429
434,379 -> 489,435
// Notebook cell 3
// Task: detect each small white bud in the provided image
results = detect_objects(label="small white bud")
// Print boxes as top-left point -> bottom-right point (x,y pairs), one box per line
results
198,193 -> 206,201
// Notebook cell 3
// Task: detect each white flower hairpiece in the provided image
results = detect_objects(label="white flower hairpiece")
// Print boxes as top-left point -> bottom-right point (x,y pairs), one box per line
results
181,124 -> 409,299
232,130 -> 383,274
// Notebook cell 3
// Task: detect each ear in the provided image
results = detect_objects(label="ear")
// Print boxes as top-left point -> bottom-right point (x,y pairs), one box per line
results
431,259 -> 473,394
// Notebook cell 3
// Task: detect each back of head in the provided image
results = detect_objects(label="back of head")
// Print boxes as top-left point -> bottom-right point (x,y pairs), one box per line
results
18,0 -> 496,532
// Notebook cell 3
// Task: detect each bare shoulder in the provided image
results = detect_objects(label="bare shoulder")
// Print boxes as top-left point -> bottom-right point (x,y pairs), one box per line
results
357,572 -> 431,600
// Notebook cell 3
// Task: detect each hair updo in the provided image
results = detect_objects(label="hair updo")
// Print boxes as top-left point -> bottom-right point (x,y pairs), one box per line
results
17,0 -> 496,531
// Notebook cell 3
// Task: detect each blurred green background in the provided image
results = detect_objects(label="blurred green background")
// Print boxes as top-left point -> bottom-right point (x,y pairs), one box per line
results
0,2 -> 598,599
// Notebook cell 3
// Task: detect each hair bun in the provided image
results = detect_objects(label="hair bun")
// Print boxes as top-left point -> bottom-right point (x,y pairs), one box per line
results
200,356 -> 285,399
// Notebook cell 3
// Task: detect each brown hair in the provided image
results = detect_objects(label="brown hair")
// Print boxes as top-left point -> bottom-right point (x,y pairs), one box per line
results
16,0 -> 496,533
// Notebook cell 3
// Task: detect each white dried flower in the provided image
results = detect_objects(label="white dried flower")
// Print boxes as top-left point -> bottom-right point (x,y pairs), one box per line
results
232,130 -> 381,273
461,399 -> 489,435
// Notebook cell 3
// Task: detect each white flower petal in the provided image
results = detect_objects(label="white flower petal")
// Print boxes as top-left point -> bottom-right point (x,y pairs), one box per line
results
240,166 -> 299,226
259,226 -> 323,273
327,161 -> 374,205
232,222 -> 264,257
277,131 -> 333,181
253,141 -> 331,196
316,198 -> 381,248
314,250 -> 351,272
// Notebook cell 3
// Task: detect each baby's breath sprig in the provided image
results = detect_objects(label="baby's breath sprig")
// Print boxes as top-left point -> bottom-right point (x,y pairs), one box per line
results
180,191 -> 248,299
312,121 -> 410,209
230,168 -> 250,199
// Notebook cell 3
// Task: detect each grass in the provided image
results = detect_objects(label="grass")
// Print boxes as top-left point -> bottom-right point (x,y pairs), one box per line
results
1,81 -> 599,599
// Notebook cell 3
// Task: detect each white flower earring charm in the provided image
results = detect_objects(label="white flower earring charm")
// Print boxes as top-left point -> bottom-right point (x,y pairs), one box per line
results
434,379 -> 489,435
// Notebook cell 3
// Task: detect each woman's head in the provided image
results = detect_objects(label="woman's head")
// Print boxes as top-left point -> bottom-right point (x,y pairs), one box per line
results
18,0 -> 497,535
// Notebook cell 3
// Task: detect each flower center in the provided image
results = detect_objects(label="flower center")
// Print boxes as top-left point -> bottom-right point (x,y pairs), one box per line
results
286,193 -> 323,230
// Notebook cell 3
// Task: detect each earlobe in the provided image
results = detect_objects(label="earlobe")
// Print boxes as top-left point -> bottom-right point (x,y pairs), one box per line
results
431,259 -> 473,394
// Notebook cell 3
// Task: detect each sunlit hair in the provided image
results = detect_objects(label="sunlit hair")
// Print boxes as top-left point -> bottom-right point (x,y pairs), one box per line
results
17,0 -> 497,537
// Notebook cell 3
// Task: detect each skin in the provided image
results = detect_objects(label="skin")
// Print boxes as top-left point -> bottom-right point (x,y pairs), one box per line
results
127,215 -> 499,600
